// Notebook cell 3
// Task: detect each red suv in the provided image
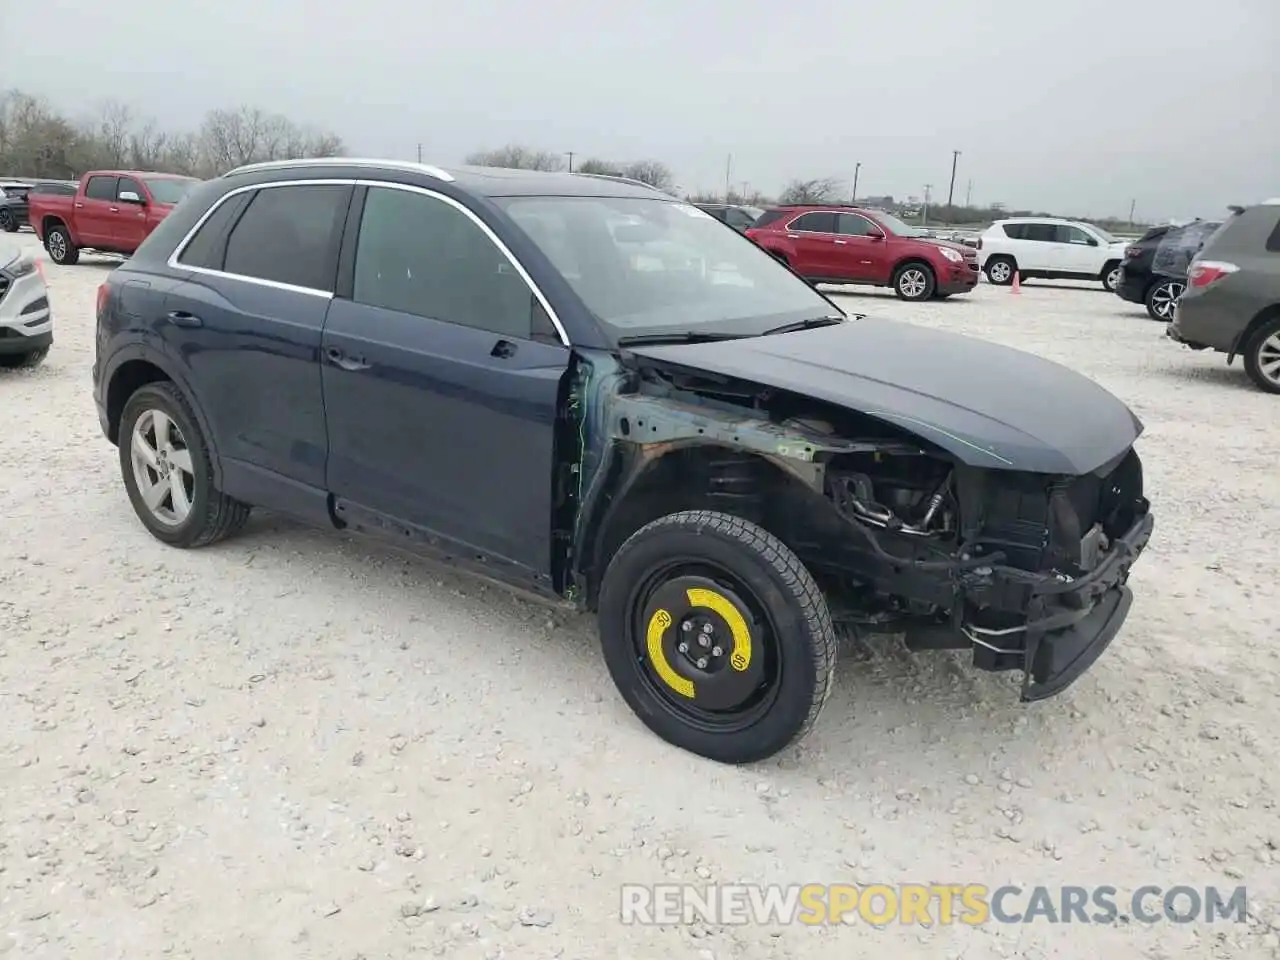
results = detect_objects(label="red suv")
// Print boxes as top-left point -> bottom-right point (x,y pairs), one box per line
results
745,204 -> 980,301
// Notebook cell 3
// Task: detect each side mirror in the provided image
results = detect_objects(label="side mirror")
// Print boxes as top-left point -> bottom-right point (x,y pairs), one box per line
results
1086,237 -> 1098,246
118,190 -> 144,204
868,230 -> 885,241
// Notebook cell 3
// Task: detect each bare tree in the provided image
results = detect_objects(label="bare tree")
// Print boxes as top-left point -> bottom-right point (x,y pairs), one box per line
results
464,144 -> 566,172
620,159 -> 674,192
778,178 -> 842,205
92,100 -> 133,167
575,157 -> 622,176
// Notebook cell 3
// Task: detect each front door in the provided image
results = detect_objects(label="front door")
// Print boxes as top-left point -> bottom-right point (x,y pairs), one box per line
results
835,212 -> 891,282
76,174 -> 119,248
321,183 -> 570,576
1053,224 -> 1101,273
113,176 -> 150,252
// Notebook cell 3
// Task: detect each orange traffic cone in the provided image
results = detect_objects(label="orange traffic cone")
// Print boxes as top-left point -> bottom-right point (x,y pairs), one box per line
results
1011,270 -> 1021,294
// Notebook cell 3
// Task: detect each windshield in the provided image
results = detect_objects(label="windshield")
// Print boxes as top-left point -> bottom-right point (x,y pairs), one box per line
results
874,211 -> 926,237
495,196 -> 840,337
144,177 -> 198,204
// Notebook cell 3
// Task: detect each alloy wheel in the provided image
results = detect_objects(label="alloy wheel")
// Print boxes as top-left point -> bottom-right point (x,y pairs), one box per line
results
48,231 -> 66,262
988,261 -> 1012,284
130,409 -> 196,526
899,268 -> 928,299
1257,332 -> 1280,387
1106,266 -> 1122,291
1150,281 -> 1184,320
0,209 -> 12,231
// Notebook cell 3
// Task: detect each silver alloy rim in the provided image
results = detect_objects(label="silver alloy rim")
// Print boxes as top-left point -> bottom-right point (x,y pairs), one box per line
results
1257,332 -> 1280,386
900,268 -> 928,298
1151,281 -> 1184,320
130,409 -> 195,526
989,261 -> 1012,283
0,210 -> 11,229
1106,266 -> 1121,290
48,231 -> 66,261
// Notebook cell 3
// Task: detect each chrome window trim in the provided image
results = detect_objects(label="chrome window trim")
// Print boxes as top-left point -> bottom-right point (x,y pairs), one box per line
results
783,211 -> 838,236
164,177 -> 571,346
221,157 -> 455,183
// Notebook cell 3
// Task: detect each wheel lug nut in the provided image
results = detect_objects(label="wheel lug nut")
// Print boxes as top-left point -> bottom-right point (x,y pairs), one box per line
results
701,623 -> 713,634
712,646 -> 723,657
677,642 -> 689,654
695,657 -> 708,669
681,621 -> 692,632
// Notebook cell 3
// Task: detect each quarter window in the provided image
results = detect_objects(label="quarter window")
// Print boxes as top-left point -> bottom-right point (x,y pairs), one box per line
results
787,211 -> 836,234
221,184 -> 351,291
351,186 -> 537,339
84,176 -> 117,201
1001,223 -> 1026,239
176,193 -> 254,270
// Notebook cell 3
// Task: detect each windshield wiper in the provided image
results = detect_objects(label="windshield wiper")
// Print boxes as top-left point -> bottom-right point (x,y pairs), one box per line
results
760,315 -> 845,336
616,331 -> 748,346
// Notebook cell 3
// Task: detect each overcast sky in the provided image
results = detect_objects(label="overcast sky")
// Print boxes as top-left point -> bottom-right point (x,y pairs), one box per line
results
8,0 -> 1277,220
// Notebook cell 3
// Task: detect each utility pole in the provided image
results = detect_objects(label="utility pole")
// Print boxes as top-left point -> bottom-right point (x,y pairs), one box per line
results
1128,198 -> 1136,226
945,149 -> 961,224
416,143 -> 423,163
923,184 -> 932,226
851,162 -> 861,203
965,179 -> 972,207
565,151 -> 575,173
724,154 -> 732,201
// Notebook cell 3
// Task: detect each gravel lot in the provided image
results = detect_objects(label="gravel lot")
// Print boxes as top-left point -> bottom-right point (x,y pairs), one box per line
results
2,231 -> 1278,960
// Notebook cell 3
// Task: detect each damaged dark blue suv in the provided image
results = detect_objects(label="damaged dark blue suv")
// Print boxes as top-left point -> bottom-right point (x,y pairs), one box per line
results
92,158 -> 1154,764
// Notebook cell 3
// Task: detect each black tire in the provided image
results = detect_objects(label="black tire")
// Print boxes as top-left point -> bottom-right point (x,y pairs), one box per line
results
0,346 -> 49,369
893,262 -> 935,301
984,256 -> 1016,285
46,224 -> 80,265
1144,277 -> 1184,322
1101,260 -> 1122,293
0,208 -> 16,233
118,381 -> 251,547
596,510 -> 836,764
1242,314 -> 1280,395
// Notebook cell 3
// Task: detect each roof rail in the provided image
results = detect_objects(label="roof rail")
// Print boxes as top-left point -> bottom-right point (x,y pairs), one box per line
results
571,172 -> 663,192
772,201 -> 865,209
221,157 -> 455,182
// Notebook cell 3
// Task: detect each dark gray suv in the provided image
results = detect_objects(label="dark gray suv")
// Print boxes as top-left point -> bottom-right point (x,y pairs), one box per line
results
1168,199 -> 1280,393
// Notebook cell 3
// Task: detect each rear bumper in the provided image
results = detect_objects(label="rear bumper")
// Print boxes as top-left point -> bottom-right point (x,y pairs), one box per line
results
1167,295 -> 1243,354
968,505 -> 1154,700
0,328 -> 52,355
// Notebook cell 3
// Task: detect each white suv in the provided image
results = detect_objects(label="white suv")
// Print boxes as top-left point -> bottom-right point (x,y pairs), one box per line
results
977,218 -> 1131,291
0,241 -> 52,369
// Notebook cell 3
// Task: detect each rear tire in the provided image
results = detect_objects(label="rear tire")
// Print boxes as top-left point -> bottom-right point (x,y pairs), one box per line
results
0,346 -> 49,369
46,225 -> 79,265
893,262 -> 935,301
984,256 -> 1016,285
1242,315 -> 1280,395
1102,261 -> 1122,293
118,381 -> 252,547
0,208 -> 16,232
1144,277 -> 1184,322
596,510 -> 836,764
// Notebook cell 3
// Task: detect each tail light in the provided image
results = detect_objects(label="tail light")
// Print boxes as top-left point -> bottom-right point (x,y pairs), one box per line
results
96,282 -> 109,319
1124,245 -> 1142,260
1186,260 -> 1238,290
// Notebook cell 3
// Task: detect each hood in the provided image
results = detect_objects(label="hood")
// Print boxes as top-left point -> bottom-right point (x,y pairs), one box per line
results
626,319 -> 1142,475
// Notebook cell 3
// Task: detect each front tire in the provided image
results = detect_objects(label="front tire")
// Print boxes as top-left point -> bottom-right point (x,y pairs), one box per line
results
985,256 -> 1016,285
596,510 -> 836,764
46,225 -> 79,265
1144,277 -> 1184,322
893,262 -> 935,301
118,381 -> 251,547
0,208 -> 16,233
1242,315 -> 1280,395
0,346 -> 49,369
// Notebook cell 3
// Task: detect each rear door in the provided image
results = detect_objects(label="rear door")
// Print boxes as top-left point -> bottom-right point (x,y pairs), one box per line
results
1017,222 -> 1057,270
320,183 -> 570,575
76,175 -> 119,248
161,182 -> 352,494
783,211 -> 840,276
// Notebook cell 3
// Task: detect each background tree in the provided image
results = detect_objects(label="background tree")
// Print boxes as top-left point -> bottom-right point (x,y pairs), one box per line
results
778,177 -> 842,204
464,144 -> 566,171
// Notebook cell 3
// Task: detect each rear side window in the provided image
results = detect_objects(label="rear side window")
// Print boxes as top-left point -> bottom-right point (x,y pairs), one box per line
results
351,186 -> 536,339
751,210 -> 786,228
176,192 -> 254,269
222,184 -> 351,291
84,176 -> 117,201
1001,223 -> 1026,239
788,211 -> 836,233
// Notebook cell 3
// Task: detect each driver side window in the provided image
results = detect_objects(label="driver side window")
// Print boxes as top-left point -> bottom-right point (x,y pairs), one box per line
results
1057,225 -> 1093,245
352,187 -> 539,340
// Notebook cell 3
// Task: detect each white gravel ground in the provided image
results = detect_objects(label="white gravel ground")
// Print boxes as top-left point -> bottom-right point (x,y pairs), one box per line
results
2,231 -> 1278,960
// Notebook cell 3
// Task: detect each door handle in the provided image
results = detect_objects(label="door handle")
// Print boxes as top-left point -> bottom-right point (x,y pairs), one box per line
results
490,339 -> 517,359
325,346 -> 371,371
165,310 -> 202,328
109,206 -> 119,213
834,239 -> 848,245
74,202 -> 84,208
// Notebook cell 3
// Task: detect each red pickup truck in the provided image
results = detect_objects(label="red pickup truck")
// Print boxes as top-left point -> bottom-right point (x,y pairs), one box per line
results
29,170 -> 200,265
